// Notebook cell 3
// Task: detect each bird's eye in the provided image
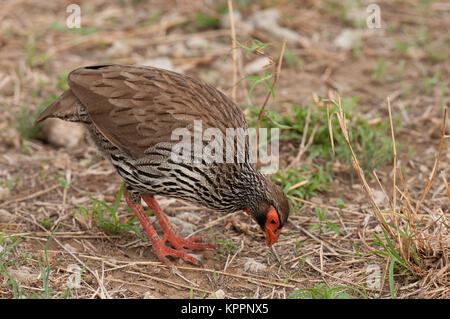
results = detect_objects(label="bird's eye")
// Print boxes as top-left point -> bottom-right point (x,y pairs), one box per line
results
270,219 -> 277,224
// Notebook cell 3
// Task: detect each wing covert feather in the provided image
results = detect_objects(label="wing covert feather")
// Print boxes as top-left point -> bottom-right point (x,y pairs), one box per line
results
67,65 -> 247,158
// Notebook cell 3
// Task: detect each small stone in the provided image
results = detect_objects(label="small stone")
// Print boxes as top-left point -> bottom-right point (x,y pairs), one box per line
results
220,11 -> 241,29
345,6 -> 368,27
141,57 -> 177,72
371,189 -> 387,207
156,44 -> 172,56
63,243 -> 78,253
41,118 -> 85,148
149,215 -> 195,237
74,213 -> 92,230
362,215 -> 371,228
243,258 -> 267,273
244,57 -> 271,75
172,42 -> 187,59
168,216 -> 195,237
0,187 -> 10,201
334,29 -> 364,50
247,8 -> 280,29
176,212 -> 201,224
106,40 -> 131,58
186,36 -> 209,50
0,209 -> 14,223
8,268 -> 38,285
419,165 -> 428,174
209,289 -> 226,299
143,291 -> 155,299
374,224 -> 383,233
247,9 -> 308,46
0,126 -> 21,149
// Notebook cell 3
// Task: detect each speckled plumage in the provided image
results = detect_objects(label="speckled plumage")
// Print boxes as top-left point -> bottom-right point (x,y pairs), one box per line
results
36,64 -> 290,264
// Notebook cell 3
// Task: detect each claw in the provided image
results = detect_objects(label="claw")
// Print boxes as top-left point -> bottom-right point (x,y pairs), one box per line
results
152,241 -> 200,265
126,195 -> 216,266
142,194 -> 217,252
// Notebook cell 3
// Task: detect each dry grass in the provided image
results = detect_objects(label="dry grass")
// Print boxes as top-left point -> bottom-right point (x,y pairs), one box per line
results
328,93 -> 448,296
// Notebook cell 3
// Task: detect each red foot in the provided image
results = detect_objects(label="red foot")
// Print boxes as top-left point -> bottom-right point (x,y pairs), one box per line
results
142,195 -> 217,251
142,194 -> 217,252
151,240 -> 200,265
162,233 -> 217,251
125,195 -> 216,266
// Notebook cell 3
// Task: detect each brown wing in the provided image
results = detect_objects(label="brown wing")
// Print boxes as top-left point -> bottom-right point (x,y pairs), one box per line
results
68,65 -> 247,158
35,89 -> 79,124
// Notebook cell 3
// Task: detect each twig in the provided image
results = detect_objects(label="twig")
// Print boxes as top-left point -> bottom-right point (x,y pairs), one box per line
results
387,97 -> 397,214
124,270 -> 217,295
15,210 -> 106,298
300,104 -> 312,152
388,97 -> 406,264
287,102 -> 316,169
414,107 -> 448,214
255,39 -> 287,169
287,180 -> 308,191
442,171 -> 450,201
288,123 -> 319,169
2,184 -> 60,205
327,103 -> 335,155
227,0 -> 237,103
104,277 -> 155,291
328,94 -> 394,237
290,223 -> 339,256
397,167 -> 414,211
372,170 -> 394,211
223,239 -> 244,272
302,258 -> 375,292
186,211 -> 240,238
173,266 -> 295,289
291,196 -> 365,216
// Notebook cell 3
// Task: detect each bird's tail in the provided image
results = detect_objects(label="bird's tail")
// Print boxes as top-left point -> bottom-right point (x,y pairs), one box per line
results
34,89 -> 80,125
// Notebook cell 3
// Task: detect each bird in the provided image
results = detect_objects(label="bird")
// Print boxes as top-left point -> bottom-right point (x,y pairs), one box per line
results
35,64 -> 290,265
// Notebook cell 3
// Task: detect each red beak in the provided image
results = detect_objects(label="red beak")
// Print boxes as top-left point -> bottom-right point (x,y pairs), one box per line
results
265,228 -> 280,246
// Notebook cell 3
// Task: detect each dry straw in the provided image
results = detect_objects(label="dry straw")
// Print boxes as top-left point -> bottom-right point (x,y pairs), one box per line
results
328,92 -> 448,278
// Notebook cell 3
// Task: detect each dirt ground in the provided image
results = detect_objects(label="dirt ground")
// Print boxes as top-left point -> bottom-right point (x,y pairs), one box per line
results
0,0 -> 448,299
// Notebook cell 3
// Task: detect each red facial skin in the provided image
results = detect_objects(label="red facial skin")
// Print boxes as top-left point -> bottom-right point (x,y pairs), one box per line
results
243,206 -> 281,246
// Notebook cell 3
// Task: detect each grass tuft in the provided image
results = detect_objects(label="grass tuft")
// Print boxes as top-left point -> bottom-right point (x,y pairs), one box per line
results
288,283 -> 366,299
16,95 -> 56,140
329,93 -> 448,298
73,184 -> 146,240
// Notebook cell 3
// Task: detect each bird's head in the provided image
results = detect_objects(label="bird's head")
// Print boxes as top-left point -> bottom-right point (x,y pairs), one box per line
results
244,177 -> 290,246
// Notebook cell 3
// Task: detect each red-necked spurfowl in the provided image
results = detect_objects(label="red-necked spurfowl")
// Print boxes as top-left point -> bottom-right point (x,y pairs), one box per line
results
36,65 -> 290,265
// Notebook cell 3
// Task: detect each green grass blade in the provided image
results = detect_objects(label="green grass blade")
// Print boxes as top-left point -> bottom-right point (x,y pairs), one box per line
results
113,183 -> 124,215
381,227 -> 407,268
389,259 -> 396,299
88,195 -> 118,225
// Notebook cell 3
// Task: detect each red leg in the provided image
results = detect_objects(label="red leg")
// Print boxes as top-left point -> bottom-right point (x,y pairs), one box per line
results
141,194 -> 217,251
125,198 -> 200,265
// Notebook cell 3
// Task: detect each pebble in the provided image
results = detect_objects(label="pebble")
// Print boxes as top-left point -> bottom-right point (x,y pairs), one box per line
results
0,187 -> 10,201
246,8 -> 308,46
333,29 -> 364,50
106,40 -> 132,58
209,289 -> 226,299
220,11 -> 242,29
243,258 -> 267,273
244,57 -> 271,75
8,268 -> 39,285
141,57 -> 178,72
41,118 -> 85,149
